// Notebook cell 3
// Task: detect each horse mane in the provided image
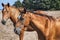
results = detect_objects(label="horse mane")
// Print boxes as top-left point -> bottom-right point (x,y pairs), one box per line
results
13,7 -> 55,21
10,6 -> 19,10
9,6 -> 21,12
34,13 -> 55,21
28,11 -> 55,21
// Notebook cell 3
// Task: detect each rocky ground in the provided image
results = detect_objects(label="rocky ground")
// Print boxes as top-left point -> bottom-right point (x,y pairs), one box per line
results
0,10 -> 60,40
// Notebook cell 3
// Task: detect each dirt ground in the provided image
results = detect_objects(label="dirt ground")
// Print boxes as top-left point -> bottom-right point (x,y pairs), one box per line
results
0,10 -> 60,40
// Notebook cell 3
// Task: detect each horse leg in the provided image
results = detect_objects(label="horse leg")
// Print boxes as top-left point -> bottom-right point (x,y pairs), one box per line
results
20,27 -> 25,40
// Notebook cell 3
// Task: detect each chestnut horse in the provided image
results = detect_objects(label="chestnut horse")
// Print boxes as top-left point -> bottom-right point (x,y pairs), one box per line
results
19,10 -> 57,40
1,3 -> 50,40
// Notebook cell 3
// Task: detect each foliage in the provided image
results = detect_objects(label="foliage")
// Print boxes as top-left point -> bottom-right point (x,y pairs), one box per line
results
13,0 -> 22,8
22,0 -> 60,10
13,0 -> 60,10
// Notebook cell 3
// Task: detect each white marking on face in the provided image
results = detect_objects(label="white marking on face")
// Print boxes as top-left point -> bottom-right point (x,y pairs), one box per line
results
18,15 -> 21,19
15,25 -> 24,35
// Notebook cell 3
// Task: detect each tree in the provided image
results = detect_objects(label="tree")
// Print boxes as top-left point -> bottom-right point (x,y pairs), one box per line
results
22,0 -> 51,10
22,0 -> 60,10
13,0 -> 22,8
50,0 -> 60,10
13,0 -> 60,10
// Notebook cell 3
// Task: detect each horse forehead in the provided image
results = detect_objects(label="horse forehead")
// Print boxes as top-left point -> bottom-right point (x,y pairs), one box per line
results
24,13 -> 30,16
2,4 -> 8,8
3,7 -> 9,12
23,14 -> 29,18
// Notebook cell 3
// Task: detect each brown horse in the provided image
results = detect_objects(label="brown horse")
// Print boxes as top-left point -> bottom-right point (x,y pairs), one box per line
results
2,3 -> 51,40
1,3 -> 56,40
19,10 -> 57,40
1,3 -> 45,40
1,3 -> 31,40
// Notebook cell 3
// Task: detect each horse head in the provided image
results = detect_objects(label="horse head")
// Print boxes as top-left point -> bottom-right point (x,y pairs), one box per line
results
19,10 -> 31,27
1,3 -> 10,25
1,3 -> 27,35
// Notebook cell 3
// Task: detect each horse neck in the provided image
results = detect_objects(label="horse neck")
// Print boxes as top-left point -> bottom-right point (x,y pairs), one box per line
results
30,13 -> 48,33
9,7 -> 20,24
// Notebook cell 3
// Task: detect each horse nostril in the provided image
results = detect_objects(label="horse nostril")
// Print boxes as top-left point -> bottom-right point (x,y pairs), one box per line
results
1,20 -> 6,25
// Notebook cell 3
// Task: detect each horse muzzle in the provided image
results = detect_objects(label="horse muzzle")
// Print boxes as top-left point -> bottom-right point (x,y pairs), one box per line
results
14,27 -> 21,35
1,20 -> 6,25
14,25 -> 24,35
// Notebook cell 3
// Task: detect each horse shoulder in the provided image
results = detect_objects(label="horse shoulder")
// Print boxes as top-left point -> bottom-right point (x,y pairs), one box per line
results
55,18 -> 60,36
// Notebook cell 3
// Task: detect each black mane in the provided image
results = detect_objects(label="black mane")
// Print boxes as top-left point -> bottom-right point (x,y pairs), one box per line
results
30,11 -> 55,21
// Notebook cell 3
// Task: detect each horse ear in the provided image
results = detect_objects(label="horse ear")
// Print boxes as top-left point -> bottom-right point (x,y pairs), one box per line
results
2,3 -> 4,7
7,3 -> 10,7
23,8 -> 26,13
